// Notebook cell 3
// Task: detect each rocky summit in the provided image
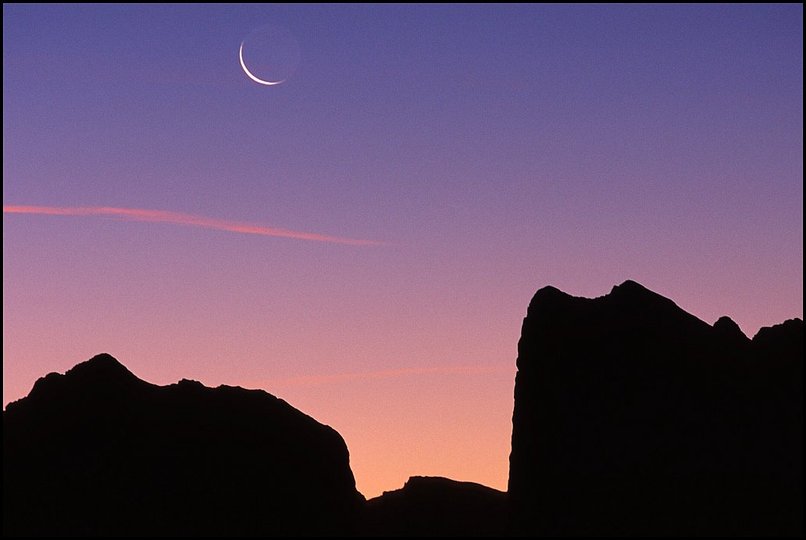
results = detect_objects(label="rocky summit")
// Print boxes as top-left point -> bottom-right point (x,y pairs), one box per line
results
3,280 -> 802,536
509,280 -> 803,536
3,354 -> 363,536
362,476 -> 507,537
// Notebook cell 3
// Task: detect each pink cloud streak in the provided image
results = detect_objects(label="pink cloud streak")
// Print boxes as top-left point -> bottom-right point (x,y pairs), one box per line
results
258,364 -> 511,388
3,205 -> 384,246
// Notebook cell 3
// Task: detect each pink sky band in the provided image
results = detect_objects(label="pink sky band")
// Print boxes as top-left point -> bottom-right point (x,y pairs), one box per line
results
3,205 -> 384,246
261,364 -> 511,388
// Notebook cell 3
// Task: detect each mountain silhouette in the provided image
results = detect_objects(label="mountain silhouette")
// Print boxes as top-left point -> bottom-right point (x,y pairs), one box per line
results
3,354 -> 363,536
509,280 -> 803,536
361,476 -> 507,537
3,281 -> 802,536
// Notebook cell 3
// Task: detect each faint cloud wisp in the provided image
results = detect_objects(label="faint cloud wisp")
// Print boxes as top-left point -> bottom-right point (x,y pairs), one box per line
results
3,205 -> 384,246
260,364 -> 511,388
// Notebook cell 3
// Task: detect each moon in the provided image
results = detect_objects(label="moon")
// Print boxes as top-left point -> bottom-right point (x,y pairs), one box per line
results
239,42 -> 285,86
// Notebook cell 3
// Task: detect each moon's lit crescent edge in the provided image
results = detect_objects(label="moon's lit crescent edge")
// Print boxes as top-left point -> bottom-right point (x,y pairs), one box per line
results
239,42 -> 285,86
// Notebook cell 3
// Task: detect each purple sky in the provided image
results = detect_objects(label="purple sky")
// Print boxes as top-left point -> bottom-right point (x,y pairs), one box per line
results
3,4 -> 803,497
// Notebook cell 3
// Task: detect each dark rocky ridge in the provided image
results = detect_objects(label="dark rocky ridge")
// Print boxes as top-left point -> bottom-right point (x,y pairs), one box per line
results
362,476 -> 507,537
3,280 -> 802,536
3,354 -> 363,536
509,280 -> 803,536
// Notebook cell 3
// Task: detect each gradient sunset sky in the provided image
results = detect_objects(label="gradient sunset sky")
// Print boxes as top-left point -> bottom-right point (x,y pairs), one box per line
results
3,5 -> 803,498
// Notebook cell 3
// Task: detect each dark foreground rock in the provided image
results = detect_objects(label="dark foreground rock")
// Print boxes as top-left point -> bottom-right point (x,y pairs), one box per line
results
4,280 -> 802,536
3,354 -> 363,536
509,280 -> 803,536
362,476 -> 507,537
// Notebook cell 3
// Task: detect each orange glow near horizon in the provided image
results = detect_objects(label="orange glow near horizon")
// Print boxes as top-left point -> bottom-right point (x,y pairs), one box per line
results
251,363 -> 516,499
4,3 -> 802,508
3,205 -> 385,246
257,363 -> 510,387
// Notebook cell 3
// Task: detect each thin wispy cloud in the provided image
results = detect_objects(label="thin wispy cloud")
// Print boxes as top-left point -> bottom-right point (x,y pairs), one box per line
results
3,205 -> 384,246
260,364 -> 511,388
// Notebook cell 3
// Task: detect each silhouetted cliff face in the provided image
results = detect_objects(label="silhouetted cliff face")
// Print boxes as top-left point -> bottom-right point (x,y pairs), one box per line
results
3,354 -> 363,537
509,281 -> 803,536
362,476 -> 507,537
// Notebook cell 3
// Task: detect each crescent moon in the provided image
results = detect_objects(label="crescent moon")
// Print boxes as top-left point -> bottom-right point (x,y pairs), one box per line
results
239,42 -> 285,86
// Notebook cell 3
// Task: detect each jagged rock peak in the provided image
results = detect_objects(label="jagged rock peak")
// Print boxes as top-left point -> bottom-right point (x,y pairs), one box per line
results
531,284 -> 568,300
713,316 -> 748,341
610,279 -> 653,296
530,280 -> 668,306
4,354 -> 363,536
509,280 -> 803,536
608,279 -> 682,309
363,476 -> 507,537
527,280 -> 685,320
23,354 -> 140,404
753,318 -> 804,341
527,285 -> 574,313
401,476 -> 504,494
64,353 -> 138,380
